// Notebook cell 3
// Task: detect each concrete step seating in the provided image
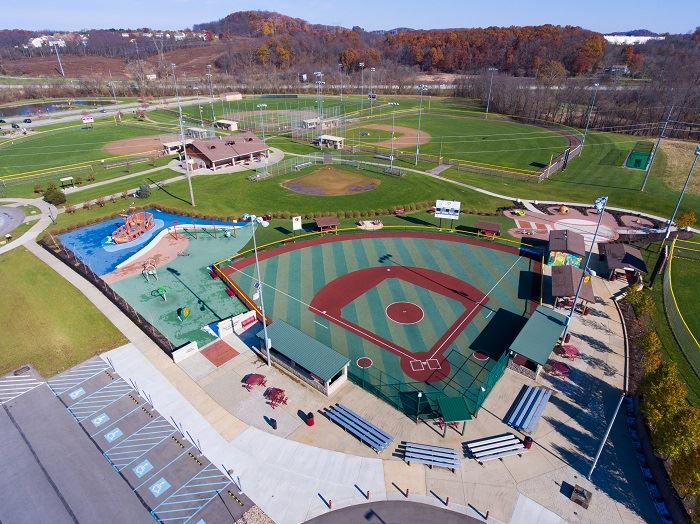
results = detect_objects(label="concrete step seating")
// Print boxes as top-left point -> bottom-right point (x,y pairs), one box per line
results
505,385 -> 552,434
464,433 -> 527,463
399,441 -> 460,472
324,403 -> 394,453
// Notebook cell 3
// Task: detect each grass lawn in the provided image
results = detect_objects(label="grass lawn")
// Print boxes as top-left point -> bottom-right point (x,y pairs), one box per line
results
0,246 -> 127,376
441,131 -> 700,218
0,120 -> 165,179
65,169 -> 177,205
669,245 -> 700,349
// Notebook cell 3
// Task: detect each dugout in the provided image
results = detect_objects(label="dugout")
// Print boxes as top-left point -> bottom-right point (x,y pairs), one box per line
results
474,220 -> 501,238
316,134 -> 345,149
315,216 -> 339,232
548,230 -> 586,267
257,321 -> 350,396
509,305 -> 567,376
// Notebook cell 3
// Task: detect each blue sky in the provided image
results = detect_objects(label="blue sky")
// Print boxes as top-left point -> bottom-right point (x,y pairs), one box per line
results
2,0 -> 696,33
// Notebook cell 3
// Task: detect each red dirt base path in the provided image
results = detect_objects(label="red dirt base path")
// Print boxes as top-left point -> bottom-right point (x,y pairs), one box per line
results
310,265 -> 488,382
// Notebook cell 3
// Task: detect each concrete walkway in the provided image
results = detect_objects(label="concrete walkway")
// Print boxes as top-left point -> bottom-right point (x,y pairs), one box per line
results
0,198 -> 55,255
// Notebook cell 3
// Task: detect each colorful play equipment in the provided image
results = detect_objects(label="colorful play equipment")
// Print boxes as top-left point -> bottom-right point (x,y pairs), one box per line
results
111,211 -> 155,244
152,285 -> 169,301
177,306 -> 190,321
142,259 -> 158,282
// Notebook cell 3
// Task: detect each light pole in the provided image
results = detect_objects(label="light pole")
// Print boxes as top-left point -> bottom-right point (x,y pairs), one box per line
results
640,105 -> 673,192
662,144 -> 700,242
581,83 -> 600,153
338,63 -> 343,100
588,392 -> 625,480
415,84 -> 428,166
369,67 -> 376,116
485,67 -> 497,119
206,64 -> 216,125
561,196 -> 608,342
359,62 -> 365,115
388,102 -> 399,170
171,63 -> 195,206
250,215 -> 271,366
256,104 -> 268,176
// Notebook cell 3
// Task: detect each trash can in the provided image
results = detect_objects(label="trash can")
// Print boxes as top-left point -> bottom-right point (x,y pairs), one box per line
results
306,412 -> 315,427
270,418 -> 278,430
523,436 -> 533,449
564,333 -> 571,344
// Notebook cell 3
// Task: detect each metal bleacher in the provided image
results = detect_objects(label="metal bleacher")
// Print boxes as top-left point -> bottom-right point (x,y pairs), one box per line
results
505,385 -> 552,433
324,403 -> 394,453
464,433 -> 528,463
399,441 -> 460,472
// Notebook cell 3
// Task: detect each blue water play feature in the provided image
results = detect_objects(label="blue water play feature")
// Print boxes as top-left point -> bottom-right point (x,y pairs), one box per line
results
59,208 -> 246,276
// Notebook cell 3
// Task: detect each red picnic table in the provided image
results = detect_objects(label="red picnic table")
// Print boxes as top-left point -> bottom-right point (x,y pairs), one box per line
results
264,387 -> 288,409
561,345 -> 579,360
243,373 -> 267,391
551,361 -> 571,378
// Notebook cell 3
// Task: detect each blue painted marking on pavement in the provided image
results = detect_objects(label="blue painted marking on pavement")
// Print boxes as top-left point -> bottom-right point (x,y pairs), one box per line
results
91,413 -> 110,427
104,427 -> 123,443
69,387 -> 85,400
149,478 -> 171,498
132,459 -> 154,479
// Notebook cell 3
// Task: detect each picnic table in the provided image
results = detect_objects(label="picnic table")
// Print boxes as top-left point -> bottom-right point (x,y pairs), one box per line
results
243,373 -> 267,391
550,361 -> 571,378
265,387 -> 288,409
561,345 -> 579,360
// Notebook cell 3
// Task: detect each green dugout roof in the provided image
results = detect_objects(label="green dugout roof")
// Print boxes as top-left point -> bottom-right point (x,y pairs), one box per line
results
437,395 -> 473,423
509,305 -> 567,366
257,320 -> 350,382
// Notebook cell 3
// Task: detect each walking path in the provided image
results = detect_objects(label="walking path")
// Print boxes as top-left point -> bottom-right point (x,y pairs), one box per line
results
62,165 -> 170,195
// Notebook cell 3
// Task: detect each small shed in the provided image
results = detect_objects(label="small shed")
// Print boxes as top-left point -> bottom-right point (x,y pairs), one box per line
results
599,243 -> 648,279
316,134 -> 344,149
474,220 -> 501,238
302,117 -> 320,129
257,321 -> 349,396
548,230 -> 586,267
509,305 -> 567,375
551,265 -> 595,308
315,216 -> 339,232
214,119 -> 238,131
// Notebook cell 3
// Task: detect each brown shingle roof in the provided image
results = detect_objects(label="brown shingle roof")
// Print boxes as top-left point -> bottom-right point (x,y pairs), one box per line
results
551,265 -> 595,303
474,221 -> 501,233
315,216 -> 339,228
549,230 -> 586,257
599,243 -> 648,273
188,132 -> 266,163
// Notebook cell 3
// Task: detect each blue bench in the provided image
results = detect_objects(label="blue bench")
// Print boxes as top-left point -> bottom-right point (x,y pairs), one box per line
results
324,404 -> 394,453
464,433 -> 528,463
505,385 -> 552,433
400,442 -> 460,472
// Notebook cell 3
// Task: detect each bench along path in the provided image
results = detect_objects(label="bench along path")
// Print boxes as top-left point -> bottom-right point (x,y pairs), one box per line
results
323,403 -> 394,453
464,433 -> 529,464
505,385 -> 552,434
399,441 -> 461,473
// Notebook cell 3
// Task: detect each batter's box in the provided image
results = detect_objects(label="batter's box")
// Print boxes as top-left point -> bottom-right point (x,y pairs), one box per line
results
409,360 -> 425,371
426,359 -> 441,370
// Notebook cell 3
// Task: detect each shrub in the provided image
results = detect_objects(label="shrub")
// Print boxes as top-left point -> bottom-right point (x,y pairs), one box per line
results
87,172 -> 96,182
65,204 -> 76,214
83,200 -> 92,210
110,195 -> 117,204
121,190 -> 129,199
95,196 -> 105,207
33,183 -> 43,194
75,177 -> 83,186
640,362 -> 687,429
136,183 -> 151,199
43,187 -> 66,206
652,406 -> 700,460
675,211 -> 696,230
625,287 -> 654,319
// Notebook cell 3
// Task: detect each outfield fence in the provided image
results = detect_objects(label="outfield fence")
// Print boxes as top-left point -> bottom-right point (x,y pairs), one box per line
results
663,237 -> 700,378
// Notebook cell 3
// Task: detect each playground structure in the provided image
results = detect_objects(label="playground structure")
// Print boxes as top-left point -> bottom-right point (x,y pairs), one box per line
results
142,260 -> 157,282
111,211 -> 155,244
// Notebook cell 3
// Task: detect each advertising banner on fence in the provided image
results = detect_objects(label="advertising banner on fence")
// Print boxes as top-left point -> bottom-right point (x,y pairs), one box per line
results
292,216 -> 302,231
434,200 -> 461,220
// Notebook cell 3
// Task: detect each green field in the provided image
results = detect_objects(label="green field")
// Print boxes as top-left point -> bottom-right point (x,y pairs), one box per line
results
670,244 -> 700,349
0,247 -> 127,376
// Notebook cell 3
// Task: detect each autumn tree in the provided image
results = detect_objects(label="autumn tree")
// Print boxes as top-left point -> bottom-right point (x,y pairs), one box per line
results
670,447 -> 700,498
639,362 -> 687,429
675,211 -> 696,230
652,406 -> 700,459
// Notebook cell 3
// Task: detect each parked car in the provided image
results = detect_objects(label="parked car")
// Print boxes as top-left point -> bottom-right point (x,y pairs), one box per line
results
11,123 -> 20,129
23,118 -> 32,123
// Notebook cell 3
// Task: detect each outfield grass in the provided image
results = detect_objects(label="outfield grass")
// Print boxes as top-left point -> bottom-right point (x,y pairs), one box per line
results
669,248 -> 700,347
0,246 -> 127,376
441,131 -> 700,218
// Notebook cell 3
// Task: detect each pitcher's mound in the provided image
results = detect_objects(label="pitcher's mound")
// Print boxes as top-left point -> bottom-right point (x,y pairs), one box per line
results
282,166 -> 380,196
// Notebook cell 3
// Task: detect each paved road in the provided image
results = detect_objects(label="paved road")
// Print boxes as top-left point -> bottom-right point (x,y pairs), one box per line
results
304,501 -> 482,524
0,205 -> 24,236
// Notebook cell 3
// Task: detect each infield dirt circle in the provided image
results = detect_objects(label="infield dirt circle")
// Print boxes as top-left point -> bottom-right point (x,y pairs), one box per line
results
282,165 -> 380,196
363,124 -> 431,148
103,134 -> 179,156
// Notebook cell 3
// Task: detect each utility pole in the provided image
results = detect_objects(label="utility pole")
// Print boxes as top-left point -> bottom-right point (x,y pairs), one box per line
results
369,67 -> 376,116
662,145 -> 700,242
485,67 -> 497,119
172,63 -> 195,207
415,84 -> 428,165
581,83 -> 600,153
359,62 -> 365,116
338,63 -> 343,100
107,70 -> 117,103
53,44 -> 65,77
640,105 -> 674,192
206,64 -> 216,125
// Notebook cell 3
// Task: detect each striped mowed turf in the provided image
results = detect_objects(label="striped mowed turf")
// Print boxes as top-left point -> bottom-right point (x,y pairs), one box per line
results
228,233 -> 538,398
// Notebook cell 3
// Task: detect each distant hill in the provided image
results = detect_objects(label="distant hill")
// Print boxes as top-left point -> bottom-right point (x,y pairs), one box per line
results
606,29 -> 660,37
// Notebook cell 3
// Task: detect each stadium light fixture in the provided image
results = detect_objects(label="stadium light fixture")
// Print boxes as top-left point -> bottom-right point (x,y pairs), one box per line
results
256,104 -> 269,176
485,67 -> 498,119
415,84 -> 429,165
359,62 -> 365,115
581,83 -> 600,153
206,64 -> 216,125
388,102 -> 400,170
561,195 -> 608,342
171,63 -> 195,207
662,144 -> 700,242
369,67 -> 376,116
250,214 -> 271,366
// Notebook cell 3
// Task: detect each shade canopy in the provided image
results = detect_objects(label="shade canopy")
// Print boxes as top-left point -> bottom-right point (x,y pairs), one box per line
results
599,243 -> 648,273
551,265 -> 596,303
549,230 -> 586,257
438,395 -> 473,423
509,305 -> 568,366
257,321 -> 349,382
